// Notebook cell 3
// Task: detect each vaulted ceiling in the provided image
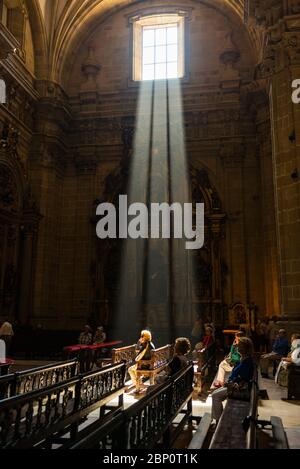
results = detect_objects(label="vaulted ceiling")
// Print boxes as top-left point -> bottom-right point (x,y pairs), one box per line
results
24,0 -> 263,83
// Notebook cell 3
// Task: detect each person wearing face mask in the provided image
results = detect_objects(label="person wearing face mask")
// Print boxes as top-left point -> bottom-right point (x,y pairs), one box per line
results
275,334 -> 300,386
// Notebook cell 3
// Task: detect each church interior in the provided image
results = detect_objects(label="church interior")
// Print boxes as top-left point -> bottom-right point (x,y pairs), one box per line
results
0,0 -> 300,451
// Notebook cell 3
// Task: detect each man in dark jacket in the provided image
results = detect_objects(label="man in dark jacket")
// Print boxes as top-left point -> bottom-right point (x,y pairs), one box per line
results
260,329 -> 289,378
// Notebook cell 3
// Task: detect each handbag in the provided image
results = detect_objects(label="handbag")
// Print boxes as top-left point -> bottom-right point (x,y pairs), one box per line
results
226,381 -> 251,401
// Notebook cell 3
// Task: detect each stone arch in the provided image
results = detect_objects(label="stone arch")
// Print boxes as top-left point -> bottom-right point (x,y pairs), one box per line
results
0,127 -> 41,322
24,0 -> 48,79
52,0 -> 261,86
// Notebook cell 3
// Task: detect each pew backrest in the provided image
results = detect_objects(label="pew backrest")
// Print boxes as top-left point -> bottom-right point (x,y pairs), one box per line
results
68,364 -> 194,450
0,359 -> 80,400
138,344 -> 173,370
0,361 -> 127,449
112,344 -> 136,367
209,363 -> 259,449
15,359 -> 80,394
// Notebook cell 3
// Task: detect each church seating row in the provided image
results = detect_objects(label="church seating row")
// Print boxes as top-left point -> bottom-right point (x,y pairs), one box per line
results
0,361 -> 126,449
66,363 -> 194,449
191,364 -> 288,449
209,365 -> 259,449
136,344 -> 174,385
0,359 -> 79,400
287,364 -> 300,400
189,365 -> 259,449
111,343 -> 173,384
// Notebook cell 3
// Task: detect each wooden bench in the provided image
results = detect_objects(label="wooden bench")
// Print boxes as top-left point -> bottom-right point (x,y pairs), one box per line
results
135,344 -> 173,389
111,344 -> 136,367
209,365 -> 259,449
66,364 -> 194,449
269,416 -> 289,449
0,359 -> 79,400
188,412 -> 212,449
287,364 -> 300,399
0,361 -> 126,449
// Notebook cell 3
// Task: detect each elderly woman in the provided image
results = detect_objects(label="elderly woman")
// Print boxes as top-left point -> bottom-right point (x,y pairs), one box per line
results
78,325 -> 92,345
275,334 -> 300,386
155,337 -> 191,385
211,337 -> 254,423
93,326 -> 106,344
128,330 -> 155,394
211,331 -> 245,389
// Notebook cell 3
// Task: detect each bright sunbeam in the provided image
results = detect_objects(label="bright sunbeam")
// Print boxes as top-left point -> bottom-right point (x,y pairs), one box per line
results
114,78 -> 196,346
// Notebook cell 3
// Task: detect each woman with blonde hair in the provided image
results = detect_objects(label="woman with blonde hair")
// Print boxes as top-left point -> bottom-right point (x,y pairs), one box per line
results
211,337 -> 254,423
128,330 -> 155,393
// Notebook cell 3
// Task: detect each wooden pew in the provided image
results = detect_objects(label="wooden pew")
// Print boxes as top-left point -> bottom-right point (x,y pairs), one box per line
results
287,364 -> 300,399
135,344 -> 173,388
209,365 -> 259,449
67,364 -> 194,450
188,413 -> 212,449
269,416 -> 289,449
0,362 -> 126,449
0,359 -> 79,400
111,344 -> 136,368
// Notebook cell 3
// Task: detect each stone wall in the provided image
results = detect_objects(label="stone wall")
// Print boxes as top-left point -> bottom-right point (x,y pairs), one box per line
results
4,0 -> 299,332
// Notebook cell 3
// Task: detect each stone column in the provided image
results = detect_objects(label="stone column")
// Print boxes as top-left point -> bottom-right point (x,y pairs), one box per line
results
257,14 -> 300,318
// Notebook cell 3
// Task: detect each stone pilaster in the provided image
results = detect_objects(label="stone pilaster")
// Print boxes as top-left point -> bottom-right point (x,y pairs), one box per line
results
256,9 -> 300,318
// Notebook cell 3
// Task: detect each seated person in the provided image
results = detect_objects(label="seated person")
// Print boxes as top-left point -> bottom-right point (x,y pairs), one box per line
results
260,329 -> 289,378
192,325 -> 214,370
93,326 -> 106,344
211,337 -> 254,423
211,331 -> 245,389
275,334 -> 300,386
128,330 -> 155,393
78,325 -> 93,345
155,337 -> 191,385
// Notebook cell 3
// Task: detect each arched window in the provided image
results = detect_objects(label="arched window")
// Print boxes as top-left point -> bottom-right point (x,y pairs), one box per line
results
131,13 -> 187,81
